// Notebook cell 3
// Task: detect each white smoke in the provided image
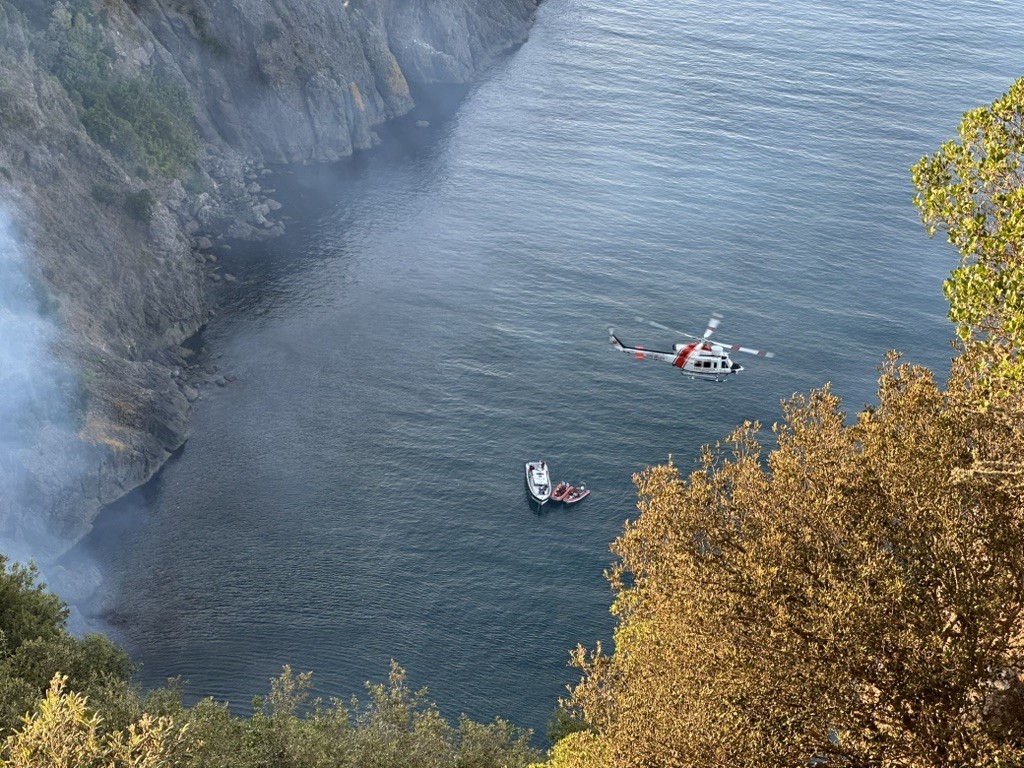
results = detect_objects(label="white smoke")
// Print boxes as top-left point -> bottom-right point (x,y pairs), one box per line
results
0,202 -> 84,571
0,203 -> 112,635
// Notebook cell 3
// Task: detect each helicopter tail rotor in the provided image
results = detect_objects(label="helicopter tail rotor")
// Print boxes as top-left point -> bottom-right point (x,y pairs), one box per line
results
609,328 -> 624,350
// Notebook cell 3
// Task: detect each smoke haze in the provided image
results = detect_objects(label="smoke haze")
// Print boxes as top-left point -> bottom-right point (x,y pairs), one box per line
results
0,201 -> 101,626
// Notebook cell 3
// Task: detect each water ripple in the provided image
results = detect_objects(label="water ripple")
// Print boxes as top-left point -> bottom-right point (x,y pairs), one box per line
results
76,0 -> 1024,741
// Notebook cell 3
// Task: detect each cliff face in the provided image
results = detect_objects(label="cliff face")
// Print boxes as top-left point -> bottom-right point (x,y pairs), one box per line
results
0,0 -> 535,557
119,0 -> 535,163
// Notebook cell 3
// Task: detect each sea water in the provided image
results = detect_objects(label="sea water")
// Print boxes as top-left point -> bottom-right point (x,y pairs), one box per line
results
77,0 -> 1024,738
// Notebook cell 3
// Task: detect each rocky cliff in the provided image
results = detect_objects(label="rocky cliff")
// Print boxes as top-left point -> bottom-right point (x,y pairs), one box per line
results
0,0 -> 535,558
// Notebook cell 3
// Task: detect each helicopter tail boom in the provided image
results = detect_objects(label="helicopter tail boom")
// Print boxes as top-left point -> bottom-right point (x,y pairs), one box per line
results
609,328 -> 677,363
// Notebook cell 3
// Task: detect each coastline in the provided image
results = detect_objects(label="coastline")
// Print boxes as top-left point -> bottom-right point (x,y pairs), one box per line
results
0,0 -> 536,565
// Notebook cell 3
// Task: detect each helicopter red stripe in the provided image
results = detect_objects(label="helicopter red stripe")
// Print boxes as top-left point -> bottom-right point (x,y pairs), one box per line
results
673,342 -> 699,368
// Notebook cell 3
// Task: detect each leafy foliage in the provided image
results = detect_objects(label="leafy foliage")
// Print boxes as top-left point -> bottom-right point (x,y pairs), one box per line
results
80,76 -> 201,177
4,0 -> 58,30
551,362 -> 1024,767
912,77 -> 1024,492
36,5 -> 199,177
90,182 -> 118,205
545,706 -> 589,746
913,77 -> 1024,394
0,674 -> 188,768
0,559 -> 65,656
125,188 -> 155,222
0,557 -> 132,735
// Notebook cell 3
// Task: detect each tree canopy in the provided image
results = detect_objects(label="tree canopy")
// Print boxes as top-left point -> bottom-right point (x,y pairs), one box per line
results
555,364 -> 1024,767
0,556 -> 134,736
913,77 -> 1024,394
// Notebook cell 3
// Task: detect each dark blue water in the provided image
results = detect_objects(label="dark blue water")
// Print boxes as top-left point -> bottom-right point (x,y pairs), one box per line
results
77,0 -> 1024,739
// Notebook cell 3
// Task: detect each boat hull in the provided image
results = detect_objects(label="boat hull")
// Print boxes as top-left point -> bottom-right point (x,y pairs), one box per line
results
525,461 -> 552,503
563,488 -> 590,505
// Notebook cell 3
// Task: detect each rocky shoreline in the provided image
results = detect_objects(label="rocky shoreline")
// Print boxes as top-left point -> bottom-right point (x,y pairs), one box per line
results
0,0 -> 537,561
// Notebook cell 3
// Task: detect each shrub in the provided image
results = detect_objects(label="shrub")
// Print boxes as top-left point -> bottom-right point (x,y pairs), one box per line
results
38,9 -> 200,177
183,171 -> 215,196
180,4 -> 230,58
262,19 -> 281,42
0,557 -> 134,735
89,183 -> 118,205
125,188 -> 154,222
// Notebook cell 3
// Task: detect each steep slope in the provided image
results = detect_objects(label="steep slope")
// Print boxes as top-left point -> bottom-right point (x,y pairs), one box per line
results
0,0 -> 535,558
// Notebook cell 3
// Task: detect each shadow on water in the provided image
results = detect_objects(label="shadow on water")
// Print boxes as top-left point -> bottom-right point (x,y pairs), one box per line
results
276,83 -> 472,193
207,83 -> 474,318
60,462 -> 169,635
62,78 -> 499,696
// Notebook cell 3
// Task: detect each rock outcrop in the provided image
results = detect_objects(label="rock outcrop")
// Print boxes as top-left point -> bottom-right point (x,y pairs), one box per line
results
0,0 -> 535,558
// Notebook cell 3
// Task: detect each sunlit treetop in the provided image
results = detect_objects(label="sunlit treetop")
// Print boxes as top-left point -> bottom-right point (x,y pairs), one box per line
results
913,76 -> 1024,392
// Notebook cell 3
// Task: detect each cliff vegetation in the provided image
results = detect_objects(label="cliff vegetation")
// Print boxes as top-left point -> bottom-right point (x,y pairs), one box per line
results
0,0 -> 536,557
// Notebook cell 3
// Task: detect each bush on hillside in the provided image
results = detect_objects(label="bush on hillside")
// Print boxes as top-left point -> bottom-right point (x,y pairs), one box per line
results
0,556 -> 542,768
0,557 -> 134,735
37,6 -> 200,177
541,77 -> 1024,768
124,188 -> 155,222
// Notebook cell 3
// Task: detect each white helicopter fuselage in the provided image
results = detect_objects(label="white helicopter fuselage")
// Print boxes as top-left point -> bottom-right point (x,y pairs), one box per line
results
672,341 -> 744,378
609,329 -> 745,380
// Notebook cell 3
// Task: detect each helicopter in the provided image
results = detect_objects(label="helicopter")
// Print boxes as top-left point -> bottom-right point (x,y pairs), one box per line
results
609,314 -> 774,381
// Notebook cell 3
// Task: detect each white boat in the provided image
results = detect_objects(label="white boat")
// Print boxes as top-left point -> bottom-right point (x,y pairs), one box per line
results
525,461 -> 552,505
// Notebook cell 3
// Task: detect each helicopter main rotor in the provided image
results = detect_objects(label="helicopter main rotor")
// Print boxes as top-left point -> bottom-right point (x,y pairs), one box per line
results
633,314 -> 775,358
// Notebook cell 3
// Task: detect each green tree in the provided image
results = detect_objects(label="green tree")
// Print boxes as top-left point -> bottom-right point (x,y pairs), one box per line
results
0,556 -> 134,735
913,76 -> 1024,394
912,76 -> 1024,494
0,560 -> 65,656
